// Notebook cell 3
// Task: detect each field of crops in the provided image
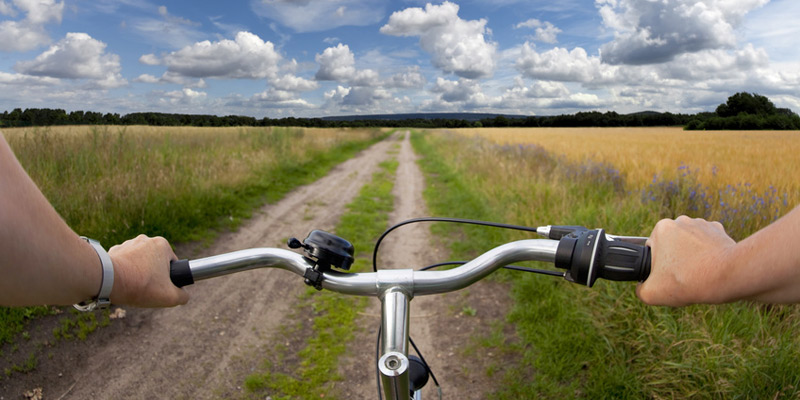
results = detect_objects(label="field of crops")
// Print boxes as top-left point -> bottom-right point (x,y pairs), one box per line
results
457,127 -> 800,194
412,128 -> 800,399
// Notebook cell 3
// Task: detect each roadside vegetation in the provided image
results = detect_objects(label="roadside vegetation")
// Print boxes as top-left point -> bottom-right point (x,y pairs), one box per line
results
0,125 -> 386,377
411,130 -> 800,399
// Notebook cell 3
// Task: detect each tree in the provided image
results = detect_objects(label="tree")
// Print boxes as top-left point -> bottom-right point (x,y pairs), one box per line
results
715,92 -> 777,117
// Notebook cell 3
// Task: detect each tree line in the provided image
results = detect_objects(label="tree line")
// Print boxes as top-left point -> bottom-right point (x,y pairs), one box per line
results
0,108 -> 695,129
1,93 -> 796,130
685,92 -> 800,130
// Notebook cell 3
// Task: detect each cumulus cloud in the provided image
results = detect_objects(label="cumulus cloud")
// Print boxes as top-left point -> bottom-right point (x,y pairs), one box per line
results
380,1 -> 496,79
431,77 -> 480,103
597,0 -> 769,65
164,87 -> 206,102
314,43 -> 381,86
11,0 -> 64,24
0,0 -> 64,52
134,71 -> 206,87
271,74 -> 319,92
517,43 -> 614,83
514,18 -> 562,44
161,31 -> 282,79
315,43 -> 357,81
387,66 -> 426,89
14,32 -> 126,88
252,0 -> 386,33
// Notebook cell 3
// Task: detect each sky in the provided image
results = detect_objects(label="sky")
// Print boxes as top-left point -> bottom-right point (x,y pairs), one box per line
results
0,0 -> 798,118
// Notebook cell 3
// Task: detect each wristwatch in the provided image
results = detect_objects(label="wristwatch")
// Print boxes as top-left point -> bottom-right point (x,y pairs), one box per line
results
73,236 -> 114,312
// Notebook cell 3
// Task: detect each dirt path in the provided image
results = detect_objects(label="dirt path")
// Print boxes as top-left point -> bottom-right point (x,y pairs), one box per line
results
336,132 -> 513,399
1,135 -> 400,399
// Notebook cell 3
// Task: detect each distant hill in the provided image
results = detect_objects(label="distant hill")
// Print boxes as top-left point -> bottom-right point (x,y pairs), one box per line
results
319,112 -> 530,122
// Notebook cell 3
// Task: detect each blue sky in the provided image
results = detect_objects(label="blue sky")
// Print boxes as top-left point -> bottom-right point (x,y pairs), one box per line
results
0,0 -> 798,118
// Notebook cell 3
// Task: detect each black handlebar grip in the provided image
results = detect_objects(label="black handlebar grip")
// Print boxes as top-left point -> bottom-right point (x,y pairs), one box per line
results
599,241 -> 651,282
170,259 -> 194,288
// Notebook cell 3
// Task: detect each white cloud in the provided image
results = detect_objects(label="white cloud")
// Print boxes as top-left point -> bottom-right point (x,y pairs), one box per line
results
139,53 -> 161,65
314,43 -> 380,86
0,21 -> 49,51
341,86 -> 391,106
315,43 -> 357,81
271,74 -> 319,92
14,32 -> 126,88
380,1 -> 496,79
135,74 -> 160,84
514,18 -> 562,44
252,0 -> 386,33
14,0 -> 64,25
157,88 -> 208,106
0,0 -> 64,52
426,77 -> 500,110
250,89 -> 316,108
596,0 -> 769,65
161,31 -> 282,79
387,66 -> 426,89
0,71 -> 58,86
432,77 -> 479,103
134,71 -> 206,87
516,43 -> 613,83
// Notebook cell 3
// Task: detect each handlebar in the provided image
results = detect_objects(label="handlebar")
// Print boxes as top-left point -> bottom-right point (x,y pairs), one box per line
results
169,225 -> 650,294
167,223 -> 650,399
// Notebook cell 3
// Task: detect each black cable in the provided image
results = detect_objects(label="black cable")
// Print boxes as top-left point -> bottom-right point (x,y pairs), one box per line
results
372,217 -> 539,272
422,261 -> 565,277
503,265 -> 565,277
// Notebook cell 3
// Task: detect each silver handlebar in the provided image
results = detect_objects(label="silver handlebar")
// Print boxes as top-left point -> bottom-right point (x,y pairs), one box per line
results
185,239 -> 560,298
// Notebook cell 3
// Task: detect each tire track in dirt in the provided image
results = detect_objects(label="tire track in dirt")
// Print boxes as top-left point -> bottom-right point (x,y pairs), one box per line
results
336,132 -> 513,399
29,135 -> 400,400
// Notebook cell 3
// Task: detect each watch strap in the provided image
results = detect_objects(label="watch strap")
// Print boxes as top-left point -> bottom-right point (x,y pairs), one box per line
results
74,236 -> 114,311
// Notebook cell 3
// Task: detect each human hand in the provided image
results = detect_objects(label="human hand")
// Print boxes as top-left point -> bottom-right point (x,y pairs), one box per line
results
636,216 -> 736,306
108,234 -> 189,307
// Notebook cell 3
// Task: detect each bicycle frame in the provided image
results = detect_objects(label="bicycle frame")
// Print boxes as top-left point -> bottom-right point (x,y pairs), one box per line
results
180,239 -> 560,399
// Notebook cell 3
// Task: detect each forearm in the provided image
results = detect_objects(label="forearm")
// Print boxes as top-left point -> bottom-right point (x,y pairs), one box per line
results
722,206 -> 800,303
0,132 -> 101,306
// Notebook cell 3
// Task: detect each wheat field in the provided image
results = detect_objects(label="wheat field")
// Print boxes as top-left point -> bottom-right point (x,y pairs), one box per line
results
454,127 -> 800,198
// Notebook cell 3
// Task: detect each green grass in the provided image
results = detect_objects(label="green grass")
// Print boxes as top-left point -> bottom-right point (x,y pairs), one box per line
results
243,156 -> 399,399
0,307 -> 54,345
411,131 -> 800,399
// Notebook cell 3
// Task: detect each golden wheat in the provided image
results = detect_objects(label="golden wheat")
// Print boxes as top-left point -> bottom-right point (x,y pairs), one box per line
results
453,127 -> 800,197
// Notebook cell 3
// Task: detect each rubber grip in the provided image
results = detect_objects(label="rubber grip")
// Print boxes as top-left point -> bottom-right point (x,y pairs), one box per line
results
600,241 -> 651,282
170,259 -> 194,288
